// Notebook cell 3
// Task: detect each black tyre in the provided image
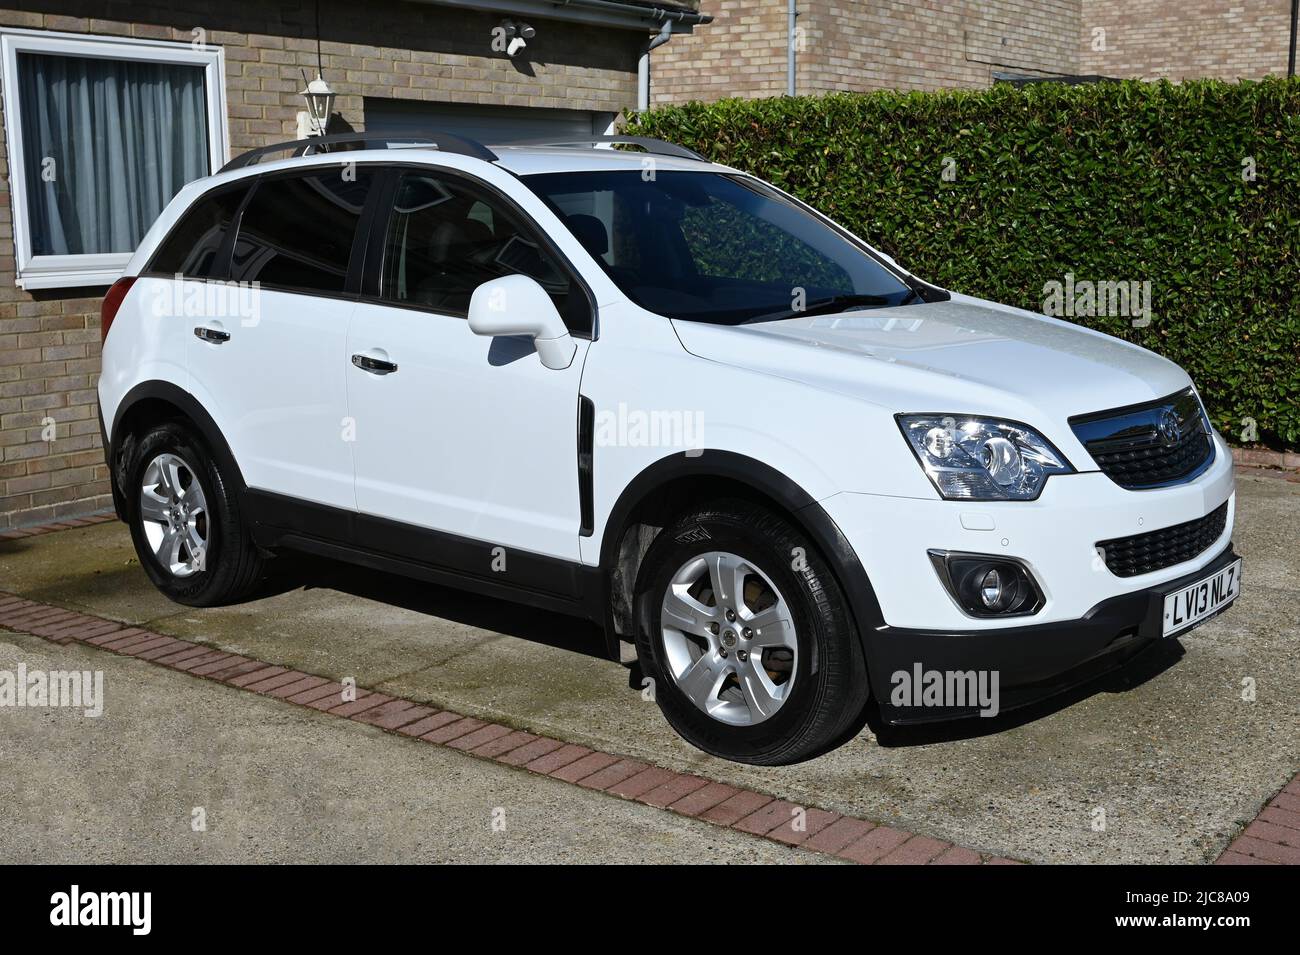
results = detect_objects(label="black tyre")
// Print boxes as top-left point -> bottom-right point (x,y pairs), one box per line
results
125,420 -> 264,606
633,498 -> 869,765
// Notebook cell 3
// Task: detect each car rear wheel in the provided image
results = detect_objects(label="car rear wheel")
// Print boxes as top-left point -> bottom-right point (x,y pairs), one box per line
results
126,421 -> 264,606
633,498 -> 870,765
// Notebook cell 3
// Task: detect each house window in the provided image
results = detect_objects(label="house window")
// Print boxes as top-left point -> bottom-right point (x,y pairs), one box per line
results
1,29 -> 227,289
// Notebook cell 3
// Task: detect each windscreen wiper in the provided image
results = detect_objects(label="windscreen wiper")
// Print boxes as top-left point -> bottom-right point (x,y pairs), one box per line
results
744,293 -> 897,324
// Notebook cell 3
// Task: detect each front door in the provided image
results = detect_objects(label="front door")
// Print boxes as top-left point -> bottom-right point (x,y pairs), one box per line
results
345,168 -> 591,570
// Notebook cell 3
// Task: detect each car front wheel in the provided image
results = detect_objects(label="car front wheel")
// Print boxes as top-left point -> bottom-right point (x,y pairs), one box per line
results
633,498 -> 869,765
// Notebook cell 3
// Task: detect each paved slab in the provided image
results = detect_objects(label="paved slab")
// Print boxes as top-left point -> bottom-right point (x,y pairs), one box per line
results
1,471 -> 1296,863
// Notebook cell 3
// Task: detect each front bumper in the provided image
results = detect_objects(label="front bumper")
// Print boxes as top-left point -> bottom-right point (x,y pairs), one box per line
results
818,431 -> 1238,720
868,544 -> 1240,723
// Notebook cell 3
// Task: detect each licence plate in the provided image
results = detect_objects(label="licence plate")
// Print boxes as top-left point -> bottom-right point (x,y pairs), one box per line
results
1162,559 -> 1242,637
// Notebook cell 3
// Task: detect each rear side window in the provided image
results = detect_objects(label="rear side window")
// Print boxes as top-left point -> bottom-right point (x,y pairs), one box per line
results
230,167 -> 375,294
148,184 -> 249,279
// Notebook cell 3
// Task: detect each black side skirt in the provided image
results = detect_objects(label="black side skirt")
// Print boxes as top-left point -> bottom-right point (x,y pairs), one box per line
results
242,490 -> 604,625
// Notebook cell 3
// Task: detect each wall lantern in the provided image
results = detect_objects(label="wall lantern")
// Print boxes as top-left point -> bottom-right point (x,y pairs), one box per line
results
298,74 -> 336,138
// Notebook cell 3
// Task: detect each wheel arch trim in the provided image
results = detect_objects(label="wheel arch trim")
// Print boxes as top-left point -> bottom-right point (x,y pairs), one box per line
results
596,450 -> 889,687
108,380 -> 247,518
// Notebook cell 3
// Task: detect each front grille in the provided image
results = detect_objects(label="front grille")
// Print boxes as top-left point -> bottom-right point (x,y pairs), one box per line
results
1096,502 -> 1228,577
1070,388 -> 1213,490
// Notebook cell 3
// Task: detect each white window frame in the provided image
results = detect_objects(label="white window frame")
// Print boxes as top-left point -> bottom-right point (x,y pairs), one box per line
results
0,28 -> 229,290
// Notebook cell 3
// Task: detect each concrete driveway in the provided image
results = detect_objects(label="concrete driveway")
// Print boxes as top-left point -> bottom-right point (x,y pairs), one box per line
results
1,471 -> 1296,863
0,628 -> 827,864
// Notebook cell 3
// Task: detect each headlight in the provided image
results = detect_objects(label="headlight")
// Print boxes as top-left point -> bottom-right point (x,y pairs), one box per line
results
897,414 -> 1073,501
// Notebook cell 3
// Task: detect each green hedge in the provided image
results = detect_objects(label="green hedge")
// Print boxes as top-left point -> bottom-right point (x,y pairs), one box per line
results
628,79 -> 1300,447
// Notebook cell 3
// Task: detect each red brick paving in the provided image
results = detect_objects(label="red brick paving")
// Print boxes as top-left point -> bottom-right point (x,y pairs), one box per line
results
0,512 -> 115,541
469,729 -> 538,758
350,699 -> 422,728
734,798 -> 801,836
1274,791 -> 1300,813
637,773 -> 709,809
668,781 -> 740,817
395,711 -> 460,739
494,736 -> 564,767
421,715 -> 487,744
932,846 -> 985,865
879,834 -> 951,865
267,675 -> 332,700
0,587 -> 1039,864
1214,775 -> 1300,865
227,664 -> 287,688
333,693 -> 395,719
768,807 -> 840,846
1259,805 -> 1300,831
244,670 -> 311,694
287,681 -> 348,706
574,758 -> 649,792
86,627 -> 145,647
838,825 -> 911,864
524,743 -> 592,775
548,751 -> 620,784
803,816 -> 875,854
700,789 -> 774,827
203,658 -> 269,682
135,639 -> 191,661
607,765 -> 677,800
153,645 -> 214,667
446,722 -> 514,752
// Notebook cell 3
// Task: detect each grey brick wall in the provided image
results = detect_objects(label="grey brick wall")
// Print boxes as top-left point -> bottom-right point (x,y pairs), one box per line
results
0,1 -> 641,528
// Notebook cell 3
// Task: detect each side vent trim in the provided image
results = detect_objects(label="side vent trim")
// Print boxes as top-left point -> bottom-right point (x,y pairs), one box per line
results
578,396 -> 595,537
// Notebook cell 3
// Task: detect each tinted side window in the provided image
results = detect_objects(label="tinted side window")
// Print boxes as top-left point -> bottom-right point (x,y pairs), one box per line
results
148,184 -> 249,278
230,168 -> 374,294
379,172 -> 587,332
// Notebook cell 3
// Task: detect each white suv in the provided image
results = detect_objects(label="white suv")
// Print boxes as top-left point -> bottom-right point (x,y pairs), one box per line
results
98,134 -> 1240,764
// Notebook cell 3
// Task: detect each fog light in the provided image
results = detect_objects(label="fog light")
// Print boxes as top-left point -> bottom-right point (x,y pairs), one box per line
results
979,568 -> 1004,608
928,551 -> 1044,618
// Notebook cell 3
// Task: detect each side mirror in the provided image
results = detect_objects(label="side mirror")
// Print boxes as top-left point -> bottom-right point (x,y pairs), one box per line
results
467,275 -> 576,370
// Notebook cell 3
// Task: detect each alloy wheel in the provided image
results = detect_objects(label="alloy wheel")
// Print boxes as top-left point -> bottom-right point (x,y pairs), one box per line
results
659,551 -> 798,726
138,452 -> 210,577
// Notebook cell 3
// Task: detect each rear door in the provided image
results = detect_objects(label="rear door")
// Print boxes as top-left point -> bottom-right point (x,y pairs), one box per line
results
187,164 -> 377,511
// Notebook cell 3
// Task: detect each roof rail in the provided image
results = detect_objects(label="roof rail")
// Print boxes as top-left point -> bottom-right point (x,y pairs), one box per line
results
219,132 -> 498,173
503,135 -> 707,162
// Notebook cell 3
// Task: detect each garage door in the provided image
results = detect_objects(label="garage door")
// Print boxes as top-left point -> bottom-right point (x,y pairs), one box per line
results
364,98 -> 614,147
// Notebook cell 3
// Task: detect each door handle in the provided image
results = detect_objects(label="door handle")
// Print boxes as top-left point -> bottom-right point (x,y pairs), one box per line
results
193,326 -> 231,344
352,353 -> 398,375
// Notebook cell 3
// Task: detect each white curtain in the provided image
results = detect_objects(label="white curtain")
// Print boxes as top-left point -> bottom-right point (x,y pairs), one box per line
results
18,51 -> 210,255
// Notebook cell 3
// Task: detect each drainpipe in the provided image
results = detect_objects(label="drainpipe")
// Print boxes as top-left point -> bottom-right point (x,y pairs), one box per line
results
639,18 -> 675,111
1290,0 -> 1298,77
787,0 -> 797,96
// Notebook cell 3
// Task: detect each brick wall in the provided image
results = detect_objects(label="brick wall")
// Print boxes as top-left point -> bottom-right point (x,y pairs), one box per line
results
800,0 -> 1080,93
651,1 -> 789,102
652,0 -> 1084,103
651,0 -> 1296,104
1080,0 -> 1293,80
0,1 -> 641,529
